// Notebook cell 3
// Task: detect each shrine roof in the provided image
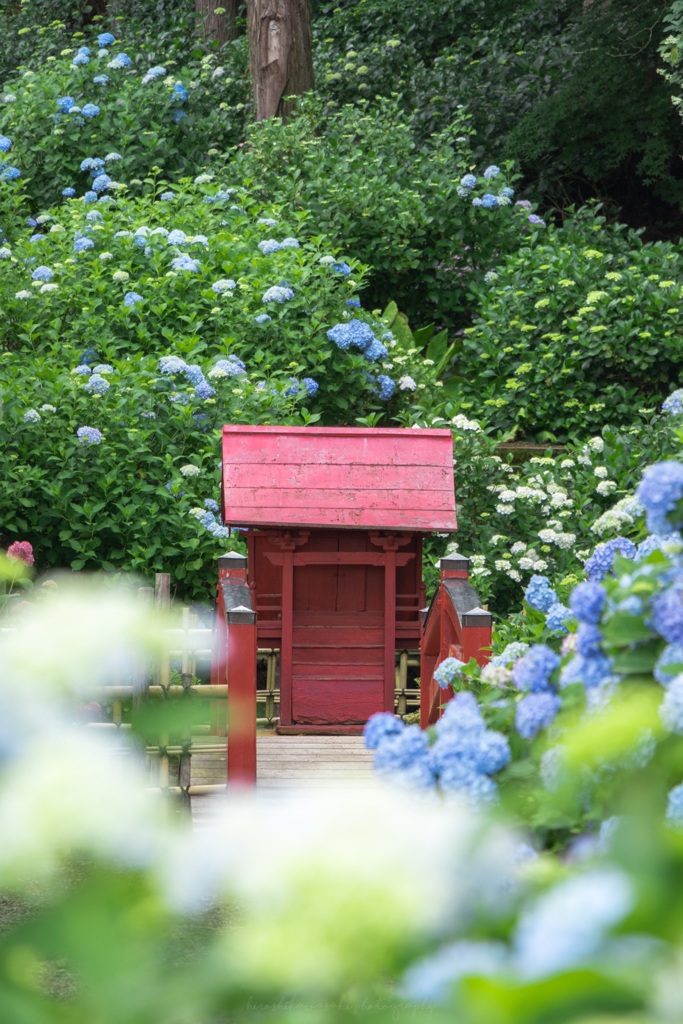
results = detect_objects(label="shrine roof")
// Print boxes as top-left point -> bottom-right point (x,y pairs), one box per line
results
221,425 -> 457,532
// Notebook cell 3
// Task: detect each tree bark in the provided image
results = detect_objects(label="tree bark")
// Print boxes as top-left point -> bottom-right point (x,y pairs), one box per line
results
247,0 -> 314,121
196,0 -> 243,46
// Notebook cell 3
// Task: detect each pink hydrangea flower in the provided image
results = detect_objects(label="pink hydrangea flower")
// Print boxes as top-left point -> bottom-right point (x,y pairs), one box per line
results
6,541 -> 34,566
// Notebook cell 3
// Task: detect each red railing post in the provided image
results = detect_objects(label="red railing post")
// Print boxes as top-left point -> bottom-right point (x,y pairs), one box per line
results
419,555 -> 492,728
216,553 -> 258,788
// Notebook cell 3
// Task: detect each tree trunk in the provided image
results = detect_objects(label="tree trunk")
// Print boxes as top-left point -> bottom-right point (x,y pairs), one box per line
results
247,0 -> 314,121
196,0 -> 243,46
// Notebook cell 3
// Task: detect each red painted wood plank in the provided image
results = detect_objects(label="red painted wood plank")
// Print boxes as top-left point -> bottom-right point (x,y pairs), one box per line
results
292,678 -> 385,725
225,462 -> 453,491
222,507 -> 457,530
265,551 -> 414,567
279,548 -> 294,727
225,487 -> 453,512
293,665 -> 384,680
293,648 -> 384,665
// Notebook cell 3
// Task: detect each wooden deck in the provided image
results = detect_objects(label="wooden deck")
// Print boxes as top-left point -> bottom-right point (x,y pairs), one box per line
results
190,734 -> 375,824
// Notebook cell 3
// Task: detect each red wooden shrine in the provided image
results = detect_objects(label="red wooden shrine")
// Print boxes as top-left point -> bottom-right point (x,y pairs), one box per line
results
211,425 -> 492,785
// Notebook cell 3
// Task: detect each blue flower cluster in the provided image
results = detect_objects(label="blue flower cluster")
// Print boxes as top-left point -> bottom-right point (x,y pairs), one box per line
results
77,426 -> 103,445
433,657 -> 466,690
366,692 -> 511,801
662,389 -> 683,416
584,537 -> 636,582
262,285 -> 294,303
511,645 -> 560,693
637,462 -> 683,536
524,575 -> 557,613
0,130 -> 20,181
654,644 -> 683,687
326,318 -> 395,392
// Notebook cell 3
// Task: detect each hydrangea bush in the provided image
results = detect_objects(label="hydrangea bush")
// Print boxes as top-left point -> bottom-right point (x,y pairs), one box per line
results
0,24 -> 248,209
454,206 -> 683,440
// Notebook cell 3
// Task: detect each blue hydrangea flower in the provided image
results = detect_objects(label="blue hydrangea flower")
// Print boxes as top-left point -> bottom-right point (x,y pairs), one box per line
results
77,426 -> 103,445
82,103 -> 100,118
171,83 -> 189,102
83,191 -> 97,204
511,644 -> 560,692
365,338 -> 389,361
80,157 -> 104,172
74,236 -> 95,253
57,96 -> 76,112
374,726 -> 435,789
513,868 -> 633,978
524,575 -> 558,614
575,623 -> 603,658
663,390 -> 683,416
481,193 -> 499,209
401,941 -> 506,1006
433,657 -> 466,690
569,581 -> 606,623
258,239 -> 281,254
171,254 -> 201,272
637,461 -> 683,536
327,319 -> 375,352
183,364 -> 205,386
491,641 -> 529,667
85,374 -> 110,395
142,65 -> 167,83
31,266 -> 54,282
654,644 -> 683,687
346,298 -> 361,308
262,285 -> 294,303
62,187 -> 76,198
302,377 -> 319,396
123,291 -> 144,307
208,356 -> 246,377
516,692 -> 561,740
255,313 -> 271,324
98,32 -> 116,47
528,214 -> 546,227
29,234 -> 45,243
585,537 -> 637,581
92,364 -> 113,374
195,381 -> 215,400
72,364 -> 92,376
500,186 -> 515,198
435,692 -> 484,737
171,110 -> 187,124
108,53 -> 132,68
560,652 -> 614,689
0,136 -> 11,153
545,602 -> 571,634
460,173 -> 477,189
159,355 -> 187,374
72,51 -> 90,66
651,582 -> 683,643
257,217 -> 278,226
279,237 -> 300,249
376,374 -> 395,400
637,532 -> 683,560
331,261 -> 351,275
661,676 -> 683,733
666,782 -> 683,826
159,191 -> 175,201
0,165 -> 20,181
364,712 -> 405,750
483,165 -> 501,179
204,498 -> 220,512
91,173 -> 111,193
23,409 -> 41,423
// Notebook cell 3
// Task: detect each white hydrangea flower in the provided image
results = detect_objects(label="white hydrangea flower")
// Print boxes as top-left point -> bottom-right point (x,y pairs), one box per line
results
532,559 -> 548,571
398,376 -> 417,391
596,480 -> 617,496
594,466 -> 608,479
577,453 -> 592,466
494,559 -> 511,571
508,569 -> 522,582
511,541 -> 527,554
319,255 -> 335,265
560,459 -> 575,469
179,464 -> 201,477
518,557 -> 535,570
496,504 -> 514,515
113,270 -> 129,282
194,174 -> 214,185
15,290 -> 32,299
99,252 -> 114,260
451,414 -> 481,431
499,490 -> 516,503
588,437 -> 605,452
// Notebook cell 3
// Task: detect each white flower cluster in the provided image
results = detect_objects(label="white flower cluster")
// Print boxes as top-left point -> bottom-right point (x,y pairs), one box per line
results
591,494 -> 643,536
